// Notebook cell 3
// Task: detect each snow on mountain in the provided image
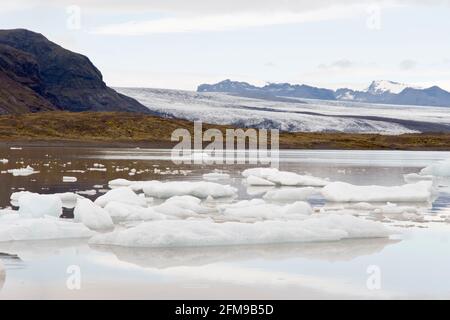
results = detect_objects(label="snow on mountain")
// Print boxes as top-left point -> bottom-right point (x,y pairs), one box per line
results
116,87 -> 450,135
366,80 -> 414,95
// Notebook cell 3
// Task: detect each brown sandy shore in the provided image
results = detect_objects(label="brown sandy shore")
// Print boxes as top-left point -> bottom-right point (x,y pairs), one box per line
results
0,111 -> 449,150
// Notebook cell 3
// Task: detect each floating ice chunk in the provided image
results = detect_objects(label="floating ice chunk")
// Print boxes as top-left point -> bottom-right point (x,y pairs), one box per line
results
142,181 -> 237,199
220,200 -> 312,221
18,193 -> 62,218
242,168 -> 329,186
9,147 -> 22,150
63,176 -> 77,182
322,181 -> 433,202
11,191 -> 83,209
108,178 -> 135,187
404,173 -> 434,183
94,187 -> 147,208
7,166 -> 38,176
153,196 -> 213,219
73,199 -> 114,230
263,187 -> 318,201
373,202 -> 418,214
0,159 -> 8,164
88,167 -> 107,172
104,202 -> 166,222
419,159 -> 450,177
202,172 -> 230,181
0,214 -> 93,242
89,214 -> 392,248
76,189 -> 97,196
246,175 -> 276,186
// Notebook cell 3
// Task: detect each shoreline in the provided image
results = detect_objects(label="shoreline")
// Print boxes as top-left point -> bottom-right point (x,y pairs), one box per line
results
1,111 -> 450,150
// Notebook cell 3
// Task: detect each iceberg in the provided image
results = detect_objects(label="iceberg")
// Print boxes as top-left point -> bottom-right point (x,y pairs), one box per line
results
322,181 -> 433,202
263,187 -> 319,201
104,202 -> 166,222
142,181 -> 237,199
219,199 -> 313,221
419,159 -> 450,177
0,214 -> 94,242
18,193 -> 62,218
153,196 -> 214,219
73,199 -> 114,230
242,168 -> 329,186
94,187 -> 147,207
202,172 -> 230,181
7,166 -> 38,176
89,214 -> 393,248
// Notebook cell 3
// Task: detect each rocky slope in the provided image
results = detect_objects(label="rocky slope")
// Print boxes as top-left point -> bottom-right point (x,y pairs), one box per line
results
0,29 -> 149,114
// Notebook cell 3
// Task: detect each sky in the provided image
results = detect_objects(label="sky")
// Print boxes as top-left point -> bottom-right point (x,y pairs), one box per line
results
1,0 -> 450,91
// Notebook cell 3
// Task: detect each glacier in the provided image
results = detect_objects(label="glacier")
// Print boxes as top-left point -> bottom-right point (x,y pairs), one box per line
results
116,87 -> 450,134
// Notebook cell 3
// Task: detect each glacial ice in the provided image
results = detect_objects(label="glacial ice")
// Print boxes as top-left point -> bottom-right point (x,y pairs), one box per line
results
0,213 -> 94,242
153,196 -> 214,219
104,202 -> 166,222
89,214 -> 392,248
18,193 -> 62,218
94,187 -> 147,207
263,187 -> 319,201
0,159 -> 8,164
242,168 -> 329,186
142,181 -> 237,199
419,159 -> 450,177
245,175 -> 276,186
219,199 -> 313,221
7,166 -> 38,176
73,199 -> 114,230
322,181 -> 433,202
202,172 -> 230,181
63,176 -> 77,182
404,173 -> 434,183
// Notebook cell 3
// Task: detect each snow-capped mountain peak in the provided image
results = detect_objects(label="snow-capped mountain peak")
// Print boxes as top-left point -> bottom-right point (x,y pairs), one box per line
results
366,80 -> 410,95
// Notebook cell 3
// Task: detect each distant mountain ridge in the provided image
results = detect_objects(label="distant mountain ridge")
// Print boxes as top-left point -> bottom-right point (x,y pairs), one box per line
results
0,29 -> 149,114
198,79 -> 450,107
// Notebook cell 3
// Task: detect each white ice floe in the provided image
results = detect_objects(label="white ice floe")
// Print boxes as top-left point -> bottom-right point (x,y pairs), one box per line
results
18,193 -> 62,218
242,168 -> 329,187
0,159 -> 8,164
153,195 -> 213,219
263,187 -> 319,201
219,199 -> 313,221
104,202 -> 166,222
142,181 -> 237,199
322,181 -> 433,202
89,214 -> 392,248
7,166 -> 38,176
245,175 -> 276,186
202,172 -> 230,181
0,214 -> 93,242
73,199 -> 114,230
76,189 -> 97,196
63,176 -> 77,182
373,202 -> 418,214
11,191 -> 83,209
94,187 -> 147,208
108,178 -> 135,187
404,173 -> 434,183
419,159 -> 450,177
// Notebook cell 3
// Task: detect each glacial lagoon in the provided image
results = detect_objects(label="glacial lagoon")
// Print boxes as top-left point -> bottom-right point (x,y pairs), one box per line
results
0,146 -> 450,299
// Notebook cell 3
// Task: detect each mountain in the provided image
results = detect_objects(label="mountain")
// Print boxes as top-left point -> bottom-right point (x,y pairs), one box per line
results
198,79 -> 335,100
198,79 -> 450,107
0,29 -> 149,114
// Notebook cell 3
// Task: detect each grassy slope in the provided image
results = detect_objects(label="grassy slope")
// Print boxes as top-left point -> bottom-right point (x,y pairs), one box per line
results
0,111 -> 449,150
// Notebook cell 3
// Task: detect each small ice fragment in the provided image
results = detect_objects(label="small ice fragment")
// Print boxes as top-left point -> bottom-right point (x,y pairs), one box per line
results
73,198 -> 114,230
63,176 -> 77,183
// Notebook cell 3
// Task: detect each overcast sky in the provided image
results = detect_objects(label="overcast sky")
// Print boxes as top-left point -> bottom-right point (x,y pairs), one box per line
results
1,0 -> 450,91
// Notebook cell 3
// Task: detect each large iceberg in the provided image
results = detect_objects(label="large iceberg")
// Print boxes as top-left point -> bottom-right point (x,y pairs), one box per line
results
0,214 -> 93,242
242,168 -> 329,187
322,181 -> 433,202
89,214 -> 392,248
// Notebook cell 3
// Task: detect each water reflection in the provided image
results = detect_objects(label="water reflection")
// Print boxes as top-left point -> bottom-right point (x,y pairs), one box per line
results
91,238 -> 400,269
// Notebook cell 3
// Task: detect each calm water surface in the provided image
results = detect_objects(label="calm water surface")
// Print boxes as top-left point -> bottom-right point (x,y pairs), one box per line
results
0,146 -> 450,299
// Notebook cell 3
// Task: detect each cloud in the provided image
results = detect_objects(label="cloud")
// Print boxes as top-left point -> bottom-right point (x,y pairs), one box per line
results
399,59 -> 417,70
92,4 -> 367,35
318,59 -> 354,70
